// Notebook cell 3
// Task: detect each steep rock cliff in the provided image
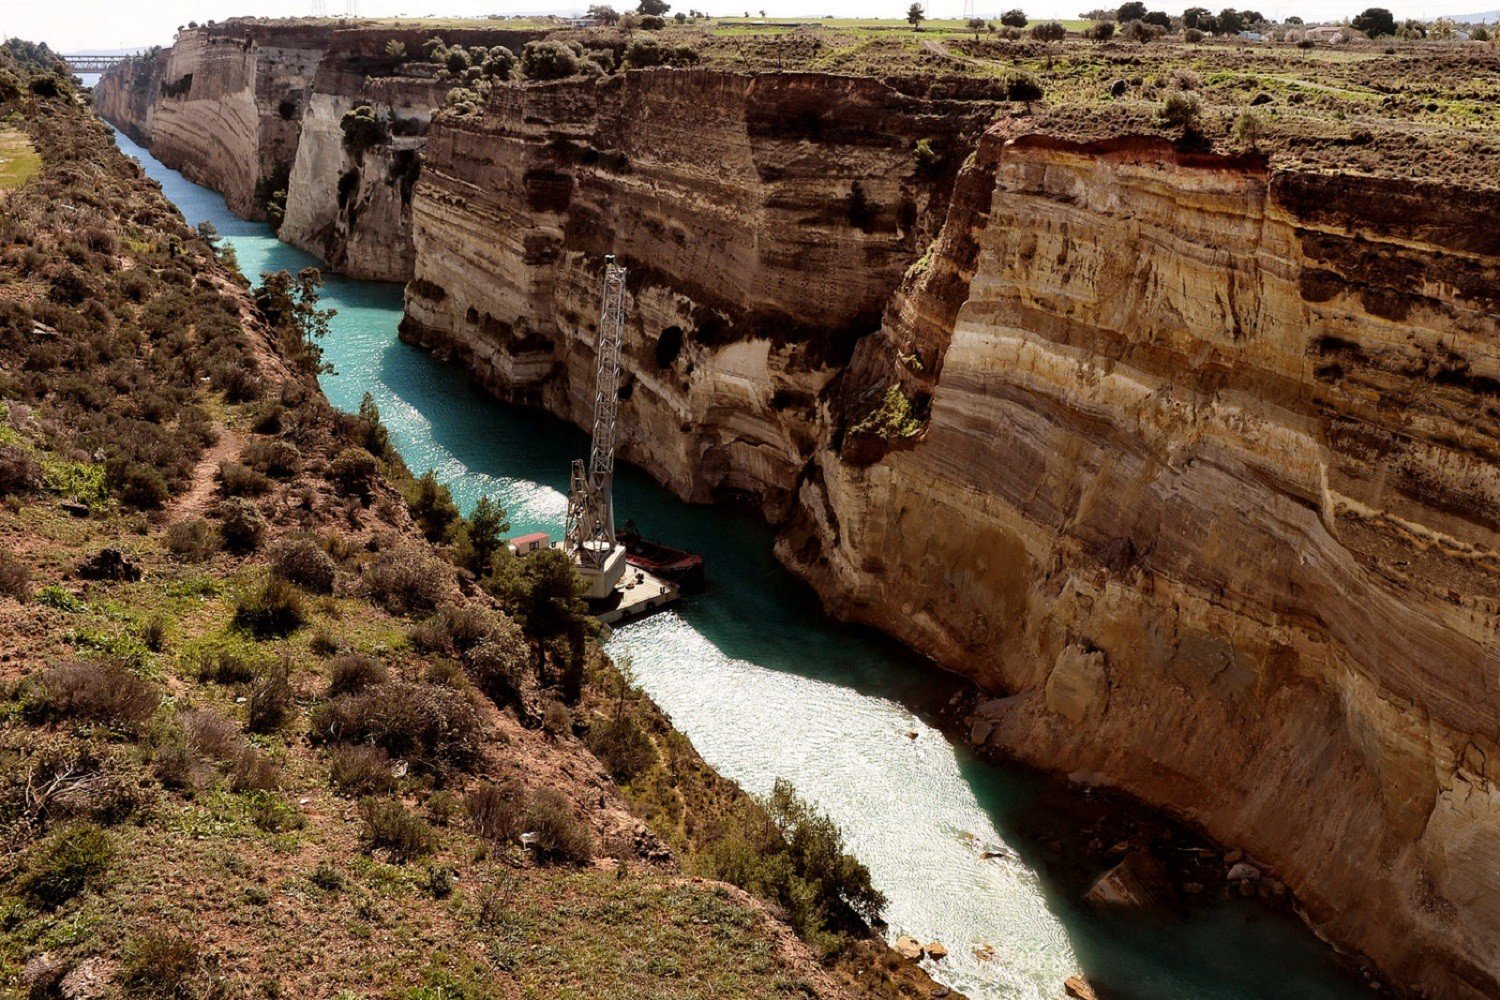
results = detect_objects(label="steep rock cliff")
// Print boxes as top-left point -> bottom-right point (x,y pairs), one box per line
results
95,38 -> 1500,996
786,133 -> 1500,999
98,23 -> 332,219
401,68 -> 994,519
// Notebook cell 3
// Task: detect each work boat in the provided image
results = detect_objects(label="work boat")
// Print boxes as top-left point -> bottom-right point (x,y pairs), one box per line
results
618,519 -> 706,591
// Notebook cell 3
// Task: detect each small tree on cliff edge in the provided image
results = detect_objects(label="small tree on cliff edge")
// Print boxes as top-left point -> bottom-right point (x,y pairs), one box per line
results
907,2 -> 926,29
637,0 -> 670,15
1000,8 -> 1028,26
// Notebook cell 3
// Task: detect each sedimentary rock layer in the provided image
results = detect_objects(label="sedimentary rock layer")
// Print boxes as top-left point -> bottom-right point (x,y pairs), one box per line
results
786,133 -> 1499,999
98,23 -> 333,219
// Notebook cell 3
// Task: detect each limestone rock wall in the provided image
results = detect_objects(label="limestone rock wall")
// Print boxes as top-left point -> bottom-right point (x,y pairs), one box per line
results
97,23 -> 330,219
279,78 -> 444,281
782,133 -> 1499,999
401,68 -> 993,518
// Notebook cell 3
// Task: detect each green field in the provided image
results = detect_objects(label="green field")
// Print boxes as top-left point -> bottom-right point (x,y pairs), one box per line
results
0,128 -> 40,192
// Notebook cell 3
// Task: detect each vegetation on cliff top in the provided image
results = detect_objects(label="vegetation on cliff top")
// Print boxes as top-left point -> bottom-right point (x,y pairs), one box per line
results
0,45 -> 950,1000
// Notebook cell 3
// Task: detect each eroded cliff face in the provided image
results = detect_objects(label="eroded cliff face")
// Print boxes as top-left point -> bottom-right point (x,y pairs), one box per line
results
401,69 -> 993,519
99,23 -> 332,219
784,134 -> 1500,999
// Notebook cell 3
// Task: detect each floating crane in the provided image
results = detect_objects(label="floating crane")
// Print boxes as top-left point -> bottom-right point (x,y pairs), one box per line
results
564,256 -> 630,599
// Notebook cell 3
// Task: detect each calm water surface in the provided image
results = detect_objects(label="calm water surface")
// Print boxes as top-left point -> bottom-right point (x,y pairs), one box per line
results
111,126 -> 1369,1000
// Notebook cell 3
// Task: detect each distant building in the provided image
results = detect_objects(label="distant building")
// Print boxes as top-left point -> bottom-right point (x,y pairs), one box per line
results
1238,29 -> 1263,40
508,531 -> 551,556
1302,25 -> 1348,42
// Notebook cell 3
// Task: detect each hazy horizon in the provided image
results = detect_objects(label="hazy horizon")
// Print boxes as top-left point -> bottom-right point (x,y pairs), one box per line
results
5,0 -> 1483,55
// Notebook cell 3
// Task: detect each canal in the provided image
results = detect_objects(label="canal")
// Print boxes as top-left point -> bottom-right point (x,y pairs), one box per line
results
110,125 -> 1369,1000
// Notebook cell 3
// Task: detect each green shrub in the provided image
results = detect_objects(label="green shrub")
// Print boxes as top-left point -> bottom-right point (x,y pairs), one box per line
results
310,863 -> 344,890
246,790 -> 304,833
217,497 -> 267,553
1160,90 -> 1203,132
404,471 -> 460,543
1004,71 -> 1044,102
242,438 -> 301,478
120,930 -> 203,997
36,584 -> 83,612
330,447 -> 379,501
268,537 -> 335,593
524,789 -> 594,865
166,518 -> 220,562
585,712 -> 656,784
193,640 -> 261,684
520,40 -> 580,80
233,575 -> 305,639
19,823 -> 115,907
340,104 -> 389,159
141,612 -> 170,652
698,780 -> 885,949
358,798 -> 436,862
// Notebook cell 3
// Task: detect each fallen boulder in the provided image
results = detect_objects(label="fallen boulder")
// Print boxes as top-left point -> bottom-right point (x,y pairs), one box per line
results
1065,975 -> 1098,999
1084,848 -> 1178,910
894,934 -> 923,960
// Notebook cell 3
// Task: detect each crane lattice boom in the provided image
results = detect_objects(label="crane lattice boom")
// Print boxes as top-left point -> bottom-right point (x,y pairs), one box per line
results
565,256 -> 627,571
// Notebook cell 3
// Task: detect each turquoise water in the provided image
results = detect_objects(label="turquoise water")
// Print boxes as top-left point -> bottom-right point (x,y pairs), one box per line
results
112,127 -> 1371,1000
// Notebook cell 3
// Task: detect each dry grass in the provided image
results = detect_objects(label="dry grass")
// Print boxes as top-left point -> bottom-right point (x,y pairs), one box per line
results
0,128 -> 40,193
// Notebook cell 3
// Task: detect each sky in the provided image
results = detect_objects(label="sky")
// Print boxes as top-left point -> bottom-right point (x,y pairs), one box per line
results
2,0 -> 1484,53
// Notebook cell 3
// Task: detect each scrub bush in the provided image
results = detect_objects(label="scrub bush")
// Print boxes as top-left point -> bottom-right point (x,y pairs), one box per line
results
328,743 -> 397,796
218,497 -> 267,553
18,823 -> 115,907
523,789 -> 594,865
233,575 -> 305,639
326,653 -> 387,697
268,537 -> 335,593
27,660 -> 159,730
166,518 -> 220,562
465,781 -> 525,843
359,798 -> 435,862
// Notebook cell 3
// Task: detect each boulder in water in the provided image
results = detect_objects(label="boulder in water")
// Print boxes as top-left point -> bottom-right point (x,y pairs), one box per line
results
894,935 -> 923,960
1084,848 -> 1178,910
1065,975 -> 1099,1000
925,941 -> 948,960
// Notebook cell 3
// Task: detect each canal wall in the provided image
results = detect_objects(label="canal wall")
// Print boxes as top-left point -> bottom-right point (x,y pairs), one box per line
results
95,31 -> 1500,999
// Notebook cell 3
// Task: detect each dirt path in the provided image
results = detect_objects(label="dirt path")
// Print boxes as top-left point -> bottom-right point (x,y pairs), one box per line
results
170,426 -> 244,522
